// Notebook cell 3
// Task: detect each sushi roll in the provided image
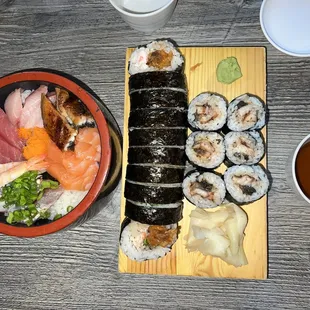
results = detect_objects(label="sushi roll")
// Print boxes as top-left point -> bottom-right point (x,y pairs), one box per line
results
126,165 -> 184,184
130,89 -> 188,110
128,109 -> 187,128
224,165 -> 269,203
185,131 -> 225,169
224,131 -> 265,165
120,218 -> 178,261
124,181 -> 183,204
129,128 -> 187,147
129,71 -> 187,93
125,200 -> 183,225
188,92 -> 227,131
128,147 -> 186,166
182,171 -> 226,208
128,40 -> 184,75
227,94 -> 266,131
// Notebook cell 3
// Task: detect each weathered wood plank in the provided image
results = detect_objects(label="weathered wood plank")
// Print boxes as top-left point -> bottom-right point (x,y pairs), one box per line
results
0,0 -> 309,309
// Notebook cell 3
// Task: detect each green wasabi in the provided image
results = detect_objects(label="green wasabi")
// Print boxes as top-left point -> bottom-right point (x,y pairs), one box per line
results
216,57 -> 242,84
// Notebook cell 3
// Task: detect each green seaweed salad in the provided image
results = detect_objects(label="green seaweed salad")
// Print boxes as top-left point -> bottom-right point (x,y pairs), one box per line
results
0,171 -> 59,226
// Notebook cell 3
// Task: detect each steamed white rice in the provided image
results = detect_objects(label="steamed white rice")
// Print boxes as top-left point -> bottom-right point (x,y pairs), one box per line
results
47,190 -> 88,220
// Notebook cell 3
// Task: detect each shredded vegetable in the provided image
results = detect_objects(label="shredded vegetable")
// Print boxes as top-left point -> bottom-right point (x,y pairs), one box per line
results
0,171 -> 59,226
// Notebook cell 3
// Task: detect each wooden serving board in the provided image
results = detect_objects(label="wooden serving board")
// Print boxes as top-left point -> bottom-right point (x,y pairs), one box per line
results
119,47 -> 267,279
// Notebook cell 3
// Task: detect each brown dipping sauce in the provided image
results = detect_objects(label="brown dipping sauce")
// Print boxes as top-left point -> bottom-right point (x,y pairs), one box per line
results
296,142 -> 310,198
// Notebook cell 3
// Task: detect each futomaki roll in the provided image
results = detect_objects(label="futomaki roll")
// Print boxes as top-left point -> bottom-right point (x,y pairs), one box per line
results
125,200 -> 183,225
130,89 -> 188,110
128,40 -> 184,75
120,218 -> 178,261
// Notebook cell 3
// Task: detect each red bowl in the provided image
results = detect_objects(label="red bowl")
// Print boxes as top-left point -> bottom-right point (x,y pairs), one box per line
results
0,71 -> 112,237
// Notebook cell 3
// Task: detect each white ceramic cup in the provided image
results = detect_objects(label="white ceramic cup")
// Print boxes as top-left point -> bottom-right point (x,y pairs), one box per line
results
260,0 -> 310,57
109,0 -> 177,34
286,134 -> 310,203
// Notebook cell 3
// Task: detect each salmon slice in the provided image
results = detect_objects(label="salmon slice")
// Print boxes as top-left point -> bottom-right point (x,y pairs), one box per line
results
75,141 -> 97,160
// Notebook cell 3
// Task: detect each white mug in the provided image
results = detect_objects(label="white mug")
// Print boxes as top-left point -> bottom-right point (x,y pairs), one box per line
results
287,134 -> 310,203
109,0 -> 177,34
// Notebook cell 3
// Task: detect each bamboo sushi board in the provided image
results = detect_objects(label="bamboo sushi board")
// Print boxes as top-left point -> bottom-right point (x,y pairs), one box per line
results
119,47 -> 267,279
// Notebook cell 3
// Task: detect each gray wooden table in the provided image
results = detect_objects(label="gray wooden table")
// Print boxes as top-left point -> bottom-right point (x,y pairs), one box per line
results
0,0 -> 309,309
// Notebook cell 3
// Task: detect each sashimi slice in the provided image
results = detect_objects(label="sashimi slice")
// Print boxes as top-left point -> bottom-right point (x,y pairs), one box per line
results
62,152 -> 93,176
38,186 -> 65,209
75,141 -> 97,160
0,108 -> 24,150
0,161 -> 22,173
4,88 -> 23,127
19,85 -> 48,128
0,137 -> 23,164
76,127 -> 100,145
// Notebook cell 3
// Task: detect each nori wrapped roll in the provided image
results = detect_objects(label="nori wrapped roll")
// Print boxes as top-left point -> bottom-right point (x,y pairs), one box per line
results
125,200 -> 183,225
124,181 -> 183,204
129,109 -> 187,128
127,147 -> 186,166
129,129 -> 187,146
126,165 -> 184,184
130,89 -> 188,110
129,71 -> 186,92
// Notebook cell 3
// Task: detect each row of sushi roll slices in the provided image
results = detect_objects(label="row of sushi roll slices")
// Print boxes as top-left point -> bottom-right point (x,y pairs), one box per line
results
0,85 -> 101,226
183,91 -> 270,208
121,39 -> 188,262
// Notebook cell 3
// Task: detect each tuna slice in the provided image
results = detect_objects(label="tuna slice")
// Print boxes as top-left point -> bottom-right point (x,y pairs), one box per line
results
4,88 -> 23,127
0,108 -> 24,150
19,85 -> 48,128
0,137 -> 23,164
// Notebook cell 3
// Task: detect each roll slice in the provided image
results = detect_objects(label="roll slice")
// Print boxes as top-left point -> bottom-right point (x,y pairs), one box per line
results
130,89 -> 188,110
182,171 -> 226,208
129,71 -> 186,93
128,40 -> 184,75
224,165 -> 269,203
128,147 -> 186,166
185,131 -> 225,169
125,200 -> 183,225
188,92 -> 227,131
227,94 -> 266,131
124,181 -> 183,204
129,129 -> 187,147
126,165 -> 184,184
129,109 -> 187,128
225,131 -> 265,165
120,218 -> 178,261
